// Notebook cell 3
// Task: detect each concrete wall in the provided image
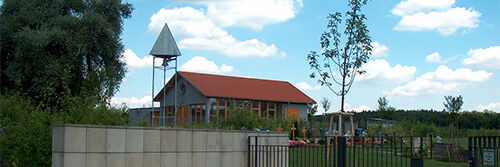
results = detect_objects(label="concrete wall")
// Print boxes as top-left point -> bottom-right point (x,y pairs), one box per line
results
52,124 -> 288,167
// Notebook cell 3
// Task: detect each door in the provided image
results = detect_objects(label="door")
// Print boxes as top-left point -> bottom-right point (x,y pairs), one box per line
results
287,107 -> 300,121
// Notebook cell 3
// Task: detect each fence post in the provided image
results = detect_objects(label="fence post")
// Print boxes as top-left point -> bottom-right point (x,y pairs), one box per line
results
468,137 -> 476,167
338,136 -> 347,167
248,136 -> 251,167
324,136 -> 328,167
255,136 -> 258,167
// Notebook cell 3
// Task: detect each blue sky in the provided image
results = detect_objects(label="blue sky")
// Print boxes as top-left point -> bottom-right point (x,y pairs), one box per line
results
112,0 -> 500,113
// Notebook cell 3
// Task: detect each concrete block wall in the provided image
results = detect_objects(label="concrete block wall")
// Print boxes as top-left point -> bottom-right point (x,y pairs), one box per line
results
52,124 -> 288,167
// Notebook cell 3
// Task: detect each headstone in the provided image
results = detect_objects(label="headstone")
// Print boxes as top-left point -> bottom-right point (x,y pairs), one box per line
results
484,149 -> 495,166
311,128 -> 319,137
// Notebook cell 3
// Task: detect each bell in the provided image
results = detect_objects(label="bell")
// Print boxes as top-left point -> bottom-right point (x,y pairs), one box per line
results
162,58 -> 169,66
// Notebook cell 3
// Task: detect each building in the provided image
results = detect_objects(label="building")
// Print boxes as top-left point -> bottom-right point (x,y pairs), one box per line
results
150,71 -> 315,125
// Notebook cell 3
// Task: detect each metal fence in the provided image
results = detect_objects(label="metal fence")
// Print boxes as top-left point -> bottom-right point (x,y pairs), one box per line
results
469,136 -> 499,167
248,135 -> 433,167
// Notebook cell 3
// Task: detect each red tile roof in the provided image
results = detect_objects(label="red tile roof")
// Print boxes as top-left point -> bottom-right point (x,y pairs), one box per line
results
154,71 -> 316,104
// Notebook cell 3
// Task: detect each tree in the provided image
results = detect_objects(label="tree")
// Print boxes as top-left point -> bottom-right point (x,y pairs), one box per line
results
307,104 -> 318,136
307,0 -> 372,134
321,97 -> 331,114
0,0 -> 133,108
377,96 -> 395,120
444,95 -> 463,142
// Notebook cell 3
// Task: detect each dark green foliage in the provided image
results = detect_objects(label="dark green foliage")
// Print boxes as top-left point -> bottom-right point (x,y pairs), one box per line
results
444,95 -> 464,113
0,0 -> 133,108
0,94 -> 128,167
377,96 -> 396,120
314,110 -> 500,137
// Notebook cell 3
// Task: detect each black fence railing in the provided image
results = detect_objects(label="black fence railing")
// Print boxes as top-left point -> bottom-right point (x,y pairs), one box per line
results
248,135 -> 433,167
469,136 -> 499,167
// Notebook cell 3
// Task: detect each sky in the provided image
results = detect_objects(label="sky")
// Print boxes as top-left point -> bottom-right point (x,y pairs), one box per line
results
111,0 -> 500,113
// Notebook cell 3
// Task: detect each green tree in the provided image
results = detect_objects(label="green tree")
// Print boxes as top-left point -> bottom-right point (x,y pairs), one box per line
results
444,95 -> 463,142
377,96 -> 395,119
307,0 -> 372,134
0,0 -> 133,108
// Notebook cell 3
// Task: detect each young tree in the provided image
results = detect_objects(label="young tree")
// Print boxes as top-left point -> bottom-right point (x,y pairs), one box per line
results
0,0 -> 133,108
307,0 -> 372,134
444,95 -> 463,142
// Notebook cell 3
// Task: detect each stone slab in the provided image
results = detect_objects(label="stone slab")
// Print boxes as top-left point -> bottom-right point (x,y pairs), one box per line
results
220,132 -> 233,151
192,153 -> 207,167
86,128 -> 106,152
106,153 -> 125,167
233,132 -> 246,152
220,152 -> 233,167
206,152 -> 220,167
64,127 -> 86,152
107,128 -> 126,152
232,152 -> 245,167
207,131 -> 221,152
126,129 -> 143,152
144,153 -> 160,167
192,131 -> 207,151
176,153 -> 192,167
144,130 -> 160,152
64,153 -> 85,167
161,130 -> 177,152
125,153 -> 143,167
52,127 -> 64,152
176,130 -> 192,152
51,153 -> 63,167
86,153 -> 105,167
161,153 -> 177,167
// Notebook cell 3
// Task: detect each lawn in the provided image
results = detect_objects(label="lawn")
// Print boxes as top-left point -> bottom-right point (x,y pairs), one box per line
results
286,146 -> 468,167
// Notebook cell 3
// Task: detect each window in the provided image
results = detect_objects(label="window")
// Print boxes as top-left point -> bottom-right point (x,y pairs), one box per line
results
261,101 -> 267,118
190,104 -> 204,123
252,101 -> 259,116
218,98 -> 226,120
210,100 -> 217,122
269,102 -> 276,120
276,103 -> 283,119
235,100 -> 243,109
227,99 -> 233,112
244,100 -> 251,110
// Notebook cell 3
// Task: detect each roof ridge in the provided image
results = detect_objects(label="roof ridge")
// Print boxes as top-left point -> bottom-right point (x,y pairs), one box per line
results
178,71 -> 289,83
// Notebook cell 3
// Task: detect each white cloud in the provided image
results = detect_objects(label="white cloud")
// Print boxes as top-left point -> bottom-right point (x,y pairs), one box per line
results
182,0 -> 303,29
343,104 -> 372,112
425,52 -> 456,63
122,49 -> 153,69
476,102 -> 500,112
386,65 -> 492,97
371,41 -> 389,58
371,41 -> 389,57
392,0 -> 481,36
356,59 -> 416,84
463,46 -> 500,69
391,0 -> 455,16
426,52 -> 442,63
111,96 -> 153,108
180,56 -> 234,74
148,7 -> 285,58
296,82 -> 321,91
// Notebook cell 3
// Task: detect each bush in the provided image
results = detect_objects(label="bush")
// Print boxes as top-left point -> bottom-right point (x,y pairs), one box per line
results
0,95 -> 128,167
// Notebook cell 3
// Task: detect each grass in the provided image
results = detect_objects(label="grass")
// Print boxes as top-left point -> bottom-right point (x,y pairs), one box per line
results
286,146 -> 468,167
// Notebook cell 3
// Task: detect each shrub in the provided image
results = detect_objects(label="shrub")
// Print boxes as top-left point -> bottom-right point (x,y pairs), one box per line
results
0,94 -> 128,167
